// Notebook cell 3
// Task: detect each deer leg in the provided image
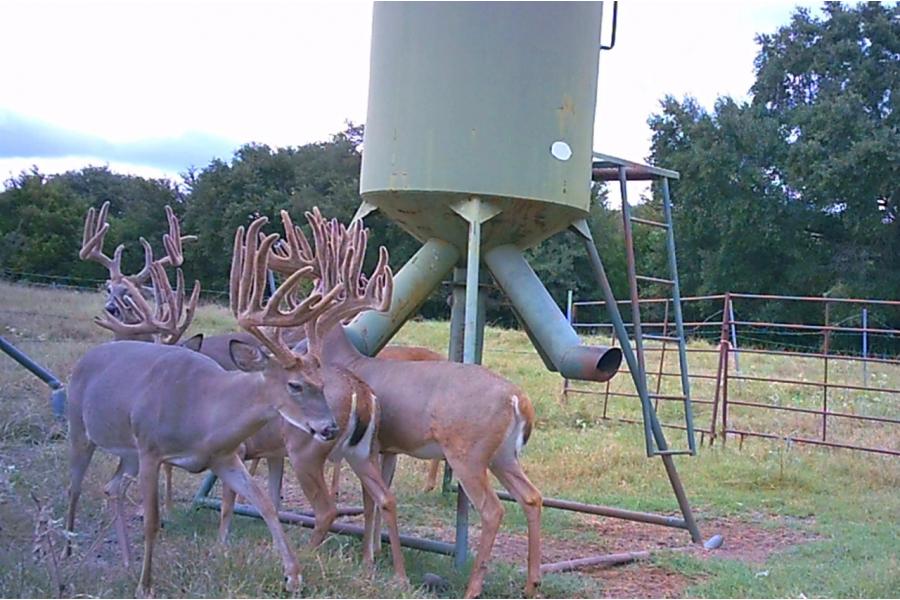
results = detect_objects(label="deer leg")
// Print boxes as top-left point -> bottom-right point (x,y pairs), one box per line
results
346,453 -> 408,583
372,452 -> 398,555
490,458 -> 543,597
446,457 -> 504,599
423,459 -> 441,492
105,454 -> 138,568
218,482 -> 237,544
360,482 -> 377,569
288,450 -> 338,549
248,458 -> 261,476
211,453 -> 301,592
267,456 -> 284,512
65,435 -> 96,558
136,453 -> 161,599
162,464 -> 174,514
330,459 -> 342,501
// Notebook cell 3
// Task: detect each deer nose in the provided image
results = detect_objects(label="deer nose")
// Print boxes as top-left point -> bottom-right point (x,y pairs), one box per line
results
320,422 -> 339,441
105,301 -> 120,317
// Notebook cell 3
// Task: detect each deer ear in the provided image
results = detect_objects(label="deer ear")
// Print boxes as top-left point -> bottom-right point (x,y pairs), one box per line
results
229,340 -> 268,372
180,333 -> 204,352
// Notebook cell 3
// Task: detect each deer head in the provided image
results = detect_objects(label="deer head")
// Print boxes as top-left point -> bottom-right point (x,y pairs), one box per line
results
229,215 -> 346,442
93,261 -> 200,345
79,201 -> 196,323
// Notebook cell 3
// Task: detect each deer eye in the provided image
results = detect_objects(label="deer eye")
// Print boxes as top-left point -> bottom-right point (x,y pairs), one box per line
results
288,382 -> 304,393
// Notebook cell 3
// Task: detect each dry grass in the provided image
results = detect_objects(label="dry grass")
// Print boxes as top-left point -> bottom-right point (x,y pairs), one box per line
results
1,280 -> 898,598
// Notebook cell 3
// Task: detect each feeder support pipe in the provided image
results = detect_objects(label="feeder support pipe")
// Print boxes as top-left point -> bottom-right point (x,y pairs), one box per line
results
484,244 -> 622,382
346,237 -> 459,355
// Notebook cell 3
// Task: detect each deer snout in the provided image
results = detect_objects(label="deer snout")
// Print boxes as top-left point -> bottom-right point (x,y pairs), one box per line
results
314,420 -> 339,442
104,300 -> 121,318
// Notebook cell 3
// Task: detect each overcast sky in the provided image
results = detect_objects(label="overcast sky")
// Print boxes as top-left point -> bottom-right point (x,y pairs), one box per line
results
0,0 -> 821,199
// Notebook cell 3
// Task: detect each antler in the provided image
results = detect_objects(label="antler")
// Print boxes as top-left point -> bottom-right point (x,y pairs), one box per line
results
302,209 -> 394,354
94,263 -> 200,344
267,210 -> 317,275
229,216 -> 343,369
79,201 -> 124,280
129,205 -> 197,284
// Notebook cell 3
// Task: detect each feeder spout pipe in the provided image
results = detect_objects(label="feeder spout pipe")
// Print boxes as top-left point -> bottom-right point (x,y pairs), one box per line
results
345,237 -> 459,356
484,244 -> 622,382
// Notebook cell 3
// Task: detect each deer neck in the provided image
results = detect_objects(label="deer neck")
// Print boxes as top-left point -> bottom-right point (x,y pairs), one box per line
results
199,371 -> 279,450
321,326 -> 366,365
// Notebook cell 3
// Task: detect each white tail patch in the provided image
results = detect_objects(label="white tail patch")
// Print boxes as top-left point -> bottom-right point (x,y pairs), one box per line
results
510,394 -> 526,455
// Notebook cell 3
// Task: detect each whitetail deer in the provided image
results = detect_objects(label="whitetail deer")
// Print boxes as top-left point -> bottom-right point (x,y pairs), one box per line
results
270,210 -> 543,598
200,209 -> 407,581
65,217 -> 342,596
80,201 -> 195,508
317,322 -> 542,599
80,201 -> 195,333
366,345 -> 446,494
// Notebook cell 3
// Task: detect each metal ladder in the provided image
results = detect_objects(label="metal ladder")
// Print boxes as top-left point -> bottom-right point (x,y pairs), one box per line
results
593,152 -> 696,457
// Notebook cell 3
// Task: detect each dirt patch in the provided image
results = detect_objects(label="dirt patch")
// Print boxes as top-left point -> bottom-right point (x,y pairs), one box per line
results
487,512 -> 818,597
276,472 -> 820,597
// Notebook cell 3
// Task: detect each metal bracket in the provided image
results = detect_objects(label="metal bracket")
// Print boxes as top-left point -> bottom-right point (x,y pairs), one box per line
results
351,199 -> 379,224
449,196 -> 502,225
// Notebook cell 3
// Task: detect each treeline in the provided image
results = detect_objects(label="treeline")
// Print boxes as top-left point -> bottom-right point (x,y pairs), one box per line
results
1,3 -> 896,350
0,125 -> 629,322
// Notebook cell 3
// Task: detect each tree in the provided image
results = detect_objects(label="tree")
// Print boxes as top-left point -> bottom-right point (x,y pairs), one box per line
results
0,166 -> 181,284
751,1 -> 899,298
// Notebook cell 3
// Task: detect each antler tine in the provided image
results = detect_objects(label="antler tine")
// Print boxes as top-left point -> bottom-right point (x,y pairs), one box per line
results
268,210 -> 317,275
151,264 -> 200,345
229,216 -> 342,368
79,201 -> 124,279
305,219 -> 393,354
129,205 -> 196,284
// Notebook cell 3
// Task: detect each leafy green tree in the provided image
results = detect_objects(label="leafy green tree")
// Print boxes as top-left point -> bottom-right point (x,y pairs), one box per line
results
751,2 -> 899,299
0,167 -> 180,284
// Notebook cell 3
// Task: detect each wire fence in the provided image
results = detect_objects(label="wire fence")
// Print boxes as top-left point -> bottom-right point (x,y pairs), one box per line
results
564,292 -> 900,456
1,268 -> 231,299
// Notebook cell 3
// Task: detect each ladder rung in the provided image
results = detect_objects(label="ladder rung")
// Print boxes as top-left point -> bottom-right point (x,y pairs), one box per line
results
630,216 -> 669,229
654,449 -> 694,456
635,274 -> 675,286
643,334 -> 682,343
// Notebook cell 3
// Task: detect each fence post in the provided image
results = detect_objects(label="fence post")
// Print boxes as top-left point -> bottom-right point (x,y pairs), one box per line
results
561,293 -> 574,404
728,296 -> 740,374
862,308 -> 868,386
822,299 -> 831,442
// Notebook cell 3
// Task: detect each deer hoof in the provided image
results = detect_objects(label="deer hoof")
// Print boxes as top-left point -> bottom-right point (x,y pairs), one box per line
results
422,572 -> 449,593
283,573 -> 302,594
135,584 -> 154,599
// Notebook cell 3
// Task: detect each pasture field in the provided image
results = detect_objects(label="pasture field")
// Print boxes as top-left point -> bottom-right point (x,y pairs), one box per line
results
1,280 -> 898,598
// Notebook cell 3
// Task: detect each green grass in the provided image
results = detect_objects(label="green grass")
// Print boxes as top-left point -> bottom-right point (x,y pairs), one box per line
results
1,281 -> 898,598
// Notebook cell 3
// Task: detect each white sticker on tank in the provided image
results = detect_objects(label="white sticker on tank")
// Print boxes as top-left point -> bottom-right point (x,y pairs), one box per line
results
550,141 -> 572,161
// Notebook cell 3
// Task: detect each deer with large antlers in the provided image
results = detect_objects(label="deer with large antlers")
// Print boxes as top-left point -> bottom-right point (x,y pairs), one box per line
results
199,209 -> 406,581
79,201 -> 197,509
265,208 -> 544,598
65,216 -> 342,596
80,201 -> 195,332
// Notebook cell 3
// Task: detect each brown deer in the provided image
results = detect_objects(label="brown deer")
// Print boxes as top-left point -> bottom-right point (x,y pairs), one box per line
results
370,345 -> 446,494
65,217 -> 342,596
206,210 -> 406,581
79,201 -> 195,507
268,209 -> 543,598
